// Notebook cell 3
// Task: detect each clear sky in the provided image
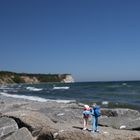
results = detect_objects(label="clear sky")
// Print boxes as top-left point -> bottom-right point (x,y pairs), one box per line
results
0,0 -> 140,82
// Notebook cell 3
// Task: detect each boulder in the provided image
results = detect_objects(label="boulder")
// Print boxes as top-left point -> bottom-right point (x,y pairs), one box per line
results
36,127 -> 54,140
0,117 -> 18,139
55,130 -> 99,140
4,110 -> 58,139
101,108 -> 140,118
4,127 -> 33,140
99,108 -> 140,130
125,118 -> 140,130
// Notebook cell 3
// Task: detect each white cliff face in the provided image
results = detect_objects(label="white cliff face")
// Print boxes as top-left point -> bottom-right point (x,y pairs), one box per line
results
62,75 -> 74,83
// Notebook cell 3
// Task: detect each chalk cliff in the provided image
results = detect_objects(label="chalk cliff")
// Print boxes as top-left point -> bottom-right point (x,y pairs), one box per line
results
62,74 -> 75,83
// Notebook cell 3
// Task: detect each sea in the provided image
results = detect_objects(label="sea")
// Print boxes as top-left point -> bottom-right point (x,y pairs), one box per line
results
0,81 -> 140,111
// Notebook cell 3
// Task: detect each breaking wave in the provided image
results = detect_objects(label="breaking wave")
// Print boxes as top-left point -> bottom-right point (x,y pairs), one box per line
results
53,86 -> 70,90
0,92 -> 75,103
26,86 -> 43,91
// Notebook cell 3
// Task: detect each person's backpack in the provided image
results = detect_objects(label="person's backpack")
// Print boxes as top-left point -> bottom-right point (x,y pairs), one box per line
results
94,106 -> 101,117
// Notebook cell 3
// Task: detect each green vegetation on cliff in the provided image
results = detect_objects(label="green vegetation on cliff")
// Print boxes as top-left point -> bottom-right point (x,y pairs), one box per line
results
0,71 -> 72,84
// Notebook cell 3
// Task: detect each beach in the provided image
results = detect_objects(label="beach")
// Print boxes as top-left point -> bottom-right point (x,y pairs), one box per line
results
0,95 -> 140,140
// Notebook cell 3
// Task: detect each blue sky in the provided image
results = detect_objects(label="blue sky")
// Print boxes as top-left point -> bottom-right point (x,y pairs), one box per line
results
0,0 -> 140,82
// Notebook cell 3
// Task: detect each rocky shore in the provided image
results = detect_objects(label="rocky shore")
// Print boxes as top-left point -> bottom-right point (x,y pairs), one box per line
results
0,96 -> 140,140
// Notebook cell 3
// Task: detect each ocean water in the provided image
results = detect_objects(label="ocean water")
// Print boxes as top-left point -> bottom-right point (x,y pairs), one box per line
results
0,81 -> 140,110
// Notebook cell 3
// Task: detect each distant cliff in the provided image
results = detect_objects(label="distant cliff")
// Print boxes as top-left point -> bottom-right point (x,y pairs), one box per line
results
0,71 -> 74,84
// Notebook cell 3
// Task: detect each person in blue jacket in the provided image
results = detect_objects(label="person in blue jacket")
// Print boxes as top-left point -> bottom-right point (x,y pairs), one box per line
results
91,103 -> 101,133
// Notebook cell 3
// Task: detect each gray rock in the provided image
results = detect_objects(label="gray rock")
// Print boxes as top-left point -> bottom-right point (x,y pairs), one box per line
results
4,127 -> 33,140
36,127 -> 54,140
1,98 -> 140,139
101,108 -> 140,118
55,130 -> 98,140
99,117 -> 128,129
99,108 -> 140,130
125,118 -> 140,130
0,117 -> 18,139
114,109 -> 140,118
4,110 -> 57,139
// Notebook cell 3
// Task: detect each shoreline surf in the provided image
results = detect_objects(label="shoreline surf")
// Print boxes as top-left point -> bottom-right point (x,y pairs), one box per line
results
0,81 -> 140,111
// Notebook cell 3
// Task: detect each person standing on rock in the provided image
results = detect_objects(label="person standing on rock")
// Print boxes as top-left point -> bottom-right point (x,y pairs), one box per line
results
82,104 -> 92,130
91,103 -> 101,133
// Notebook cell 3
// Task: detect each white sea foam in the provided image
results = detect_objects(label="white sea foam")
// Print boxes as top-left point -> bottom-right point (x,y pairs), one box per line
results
53,86 -> 70,90
52,99 -> 75,103
122,83 -> 127,86
102,101 -> 109,105
0,86 -> 18,93
0,92 -> 75,103
0,86 -> 13,90
0,92 -> 47,102
26,86 -> 43,91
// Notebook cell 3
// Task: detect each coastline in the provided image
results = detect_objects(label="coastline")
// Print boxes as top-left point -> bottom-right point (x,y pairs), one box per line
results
0,95 -> 140,140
